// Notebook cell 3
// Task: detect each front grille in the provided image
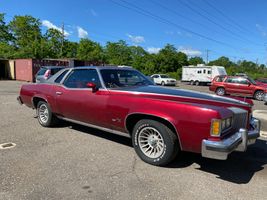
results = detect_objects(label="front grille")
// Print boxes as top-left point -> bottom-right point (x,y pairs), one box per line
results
228,107 -> 248,132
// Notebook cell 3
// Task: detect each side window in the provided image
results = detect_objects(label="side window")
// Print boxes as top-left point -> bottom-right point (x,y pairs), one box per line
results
154,75 -> 159,78
63,69 -> 101,88
207,70 -> 211,74
225,77 -> 233,83
239,79 -> 249,85
215,76 -> 224,82
197,70 -> 202,74
203,69 -> 206,74
55,70 -> 68,83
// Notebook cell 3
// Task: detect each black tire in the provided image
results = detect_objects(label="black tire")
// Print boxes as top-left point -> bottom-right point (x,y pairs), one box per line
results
190,80 -> 194,85
216,87 -> 225,96
161,81 -> 165,86
37,101 -> 57,127
254,90 -> 264,101
132,119 -> 180,166
195,81 -> 200,86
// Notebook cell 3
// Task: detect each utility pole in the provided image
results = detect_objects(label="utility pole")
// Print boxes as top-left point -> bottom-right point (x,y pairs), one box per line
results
60,22 -> 64,57
206,49 -> 210,64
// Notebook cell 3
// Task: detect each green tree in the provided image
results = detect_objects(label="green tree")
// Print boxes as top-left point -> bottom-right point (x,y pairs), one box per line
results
208,56 -> 233,68
9,15 -> 42,58
63,41 -> 78,58
77,38 -> 104,62
188,56 -> 204,65
105,40 -> 132,65
0,13 -> 15,58
42,28 -> 63,58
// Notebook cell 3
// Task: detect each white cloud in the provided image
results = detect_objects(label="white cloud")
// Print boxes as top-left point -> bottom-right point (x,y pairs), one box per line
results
42,20 -> 70,37
77,26 -> 88,38
90,9 -> 98,17
256,24 -> 267,37
178,46 -> 202,57
127,34 -> 145,44
147,47 -> 161,54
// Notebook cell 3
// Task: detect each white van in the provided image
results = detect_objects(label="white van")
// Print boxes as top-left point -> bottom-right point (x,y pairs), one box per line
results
182,64 -> 227,85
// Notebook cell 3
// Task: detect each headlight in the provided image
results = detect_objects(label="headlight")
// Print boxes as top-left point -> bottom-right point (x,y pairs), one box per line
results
210,117 -> 232,137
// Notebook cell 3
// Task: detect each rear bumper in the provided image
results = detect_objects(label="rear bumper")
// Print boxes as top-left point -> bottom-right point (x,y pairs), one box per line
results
17,96 -> 23,105
201,117 -> 260,160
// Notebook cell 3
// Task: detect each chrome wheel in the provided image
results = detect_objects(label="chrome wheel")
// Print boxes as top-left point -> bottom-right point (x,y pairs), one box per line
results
138,127 -> 165,158
216,87 -> 225,96
38,104 -> 49,124
254,91 -> 264,101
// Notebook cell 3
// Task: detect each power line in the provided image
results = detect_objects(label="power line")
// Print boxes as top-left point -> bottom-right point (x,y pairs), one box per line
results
111,0 -> 240,50
201,0 -> 256,36
177,0 -> 262,46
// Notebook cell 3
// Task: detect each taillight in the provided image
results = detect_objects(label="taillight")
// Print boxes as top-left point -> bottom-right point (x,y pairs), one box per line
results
44,70 -> 51,79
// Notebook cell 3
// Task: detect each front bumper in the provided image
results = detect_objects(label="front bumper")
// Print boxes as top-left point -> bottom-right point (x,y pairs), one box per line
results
201,117 -> 260,160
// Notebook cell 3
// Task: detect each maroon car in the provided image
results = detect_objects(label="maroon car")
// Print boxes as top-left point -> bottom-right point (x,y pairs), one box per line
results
17,66 -> 261,166
209,75 -> 267,101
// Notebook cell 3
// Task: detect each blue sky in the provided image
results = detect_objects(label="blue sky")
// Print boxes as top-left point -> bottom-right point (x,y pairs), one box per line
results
1,0 -> 267,64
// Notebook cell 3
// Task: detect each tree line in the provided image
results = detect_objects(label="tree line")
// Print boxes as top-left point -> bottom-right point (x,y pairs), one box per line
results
0,14 -> 266,79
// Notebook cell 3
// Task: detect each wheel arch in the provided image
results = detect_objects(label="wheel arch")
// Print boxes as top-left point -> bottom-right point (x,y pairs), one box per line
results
125,113 -> 182,149
32,96 -> 48,109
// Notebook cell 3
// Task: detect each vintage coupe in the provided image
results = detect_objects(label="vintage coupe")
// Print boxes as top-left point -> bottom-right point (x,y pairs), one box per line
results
18,66 -> 261,166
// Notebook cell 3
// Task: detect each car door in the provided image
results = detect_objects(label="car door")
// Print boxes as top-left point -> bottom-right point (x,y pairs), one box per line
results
54,68 -> 111,128
153,75 -> 160,84
237,78 -> 253,96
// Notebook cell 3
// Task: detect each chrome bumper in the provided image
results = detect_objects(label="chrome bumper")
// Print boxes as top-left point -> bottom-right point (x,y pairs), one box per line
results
201,118 -> 260,160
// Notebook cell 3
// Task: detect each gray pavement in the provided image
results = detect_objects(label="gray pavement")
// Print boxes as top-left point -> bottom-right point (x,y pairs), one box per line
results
1,80 -> 267,200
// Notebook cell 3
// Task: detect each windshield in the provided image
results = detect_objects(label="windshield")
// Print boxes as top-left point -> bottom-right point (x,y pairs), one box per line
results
100,69 -> 154,88
160,75 -> 170,78
247,77 -> 257,85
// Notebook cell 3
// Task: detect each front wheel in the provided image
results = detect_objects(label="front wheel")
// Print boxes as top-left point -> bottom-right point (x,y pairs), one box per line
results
37,101 -> 58,127
254,90 -> 264,101
132,119 -> 179,166
161,81 -> 165,86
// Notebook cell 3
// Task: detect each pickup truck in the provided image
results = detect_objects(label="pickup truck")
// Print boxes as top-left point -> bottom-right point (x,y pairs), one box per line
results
18,66 -> 261,166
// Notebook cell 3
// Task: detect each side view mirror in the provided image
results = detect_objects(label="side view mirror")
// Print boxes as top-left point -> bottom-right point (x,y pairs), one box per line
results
86,82 -> 98,93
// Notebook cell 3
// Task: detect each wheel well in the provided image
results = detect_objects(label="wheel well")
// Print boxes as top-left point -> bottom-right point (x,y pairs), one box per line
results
216,86 -> 224,91
32,97 -> 47,109
254,89 -> 264,96
126,114 -> 178,138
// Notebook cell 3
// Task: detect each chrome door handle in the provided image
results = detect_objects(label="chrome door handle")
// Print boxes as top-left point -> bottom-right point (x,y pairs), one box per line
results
56,92 -> 62,95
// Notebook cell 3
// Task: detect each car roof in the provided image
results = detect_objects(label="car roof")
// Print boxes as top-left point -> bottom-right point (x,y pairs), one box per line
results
41,66 -> 66,69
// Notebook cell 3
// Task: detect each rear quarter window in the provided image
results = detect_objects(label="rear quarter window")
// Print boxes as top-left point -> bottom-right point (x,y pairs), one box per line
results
215,76 -> 224,82
37,68 -> 47,75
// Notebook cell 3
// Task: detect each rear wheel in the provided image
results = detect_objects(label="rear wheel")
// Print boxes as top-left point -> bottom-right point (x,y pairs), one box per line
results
254,90 -> 264,101
195,81 -> 200,86
161,81 -> 165,86
190,80 -> 194,85
216,87 -> 225,96
37,101 -> 57,127
132,119 -> 179,166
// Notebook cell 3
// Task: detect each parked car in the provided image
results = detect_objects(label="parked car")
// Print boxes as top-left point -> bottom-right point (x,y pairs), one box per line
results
151,74 -> 176,86
264,93 -> 267,105
255,78 -> 267,87
35,66 -> 65,83
209,75 -> 267,101
18,66 -> 260,166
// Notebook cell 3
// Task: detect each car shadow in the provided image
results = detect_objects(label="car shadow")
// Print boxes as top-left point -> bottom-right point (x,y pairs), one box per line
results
64,122 -> 267,184
169,139 -> 267,184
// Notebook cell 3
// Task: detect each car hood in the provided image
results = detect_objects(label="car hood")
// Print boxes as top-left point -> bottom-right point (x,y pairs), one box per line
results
116,85 -> 251,107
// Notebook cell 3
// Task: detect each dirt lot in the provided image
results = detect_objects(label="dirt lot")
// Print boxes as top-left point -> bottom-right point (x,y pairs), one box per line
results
1,80 -> 267,200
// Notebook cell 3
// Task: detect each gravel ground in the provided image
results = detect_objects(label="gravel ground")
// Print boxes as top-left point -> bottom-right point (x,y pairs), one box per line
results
0,80 -> 267,200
